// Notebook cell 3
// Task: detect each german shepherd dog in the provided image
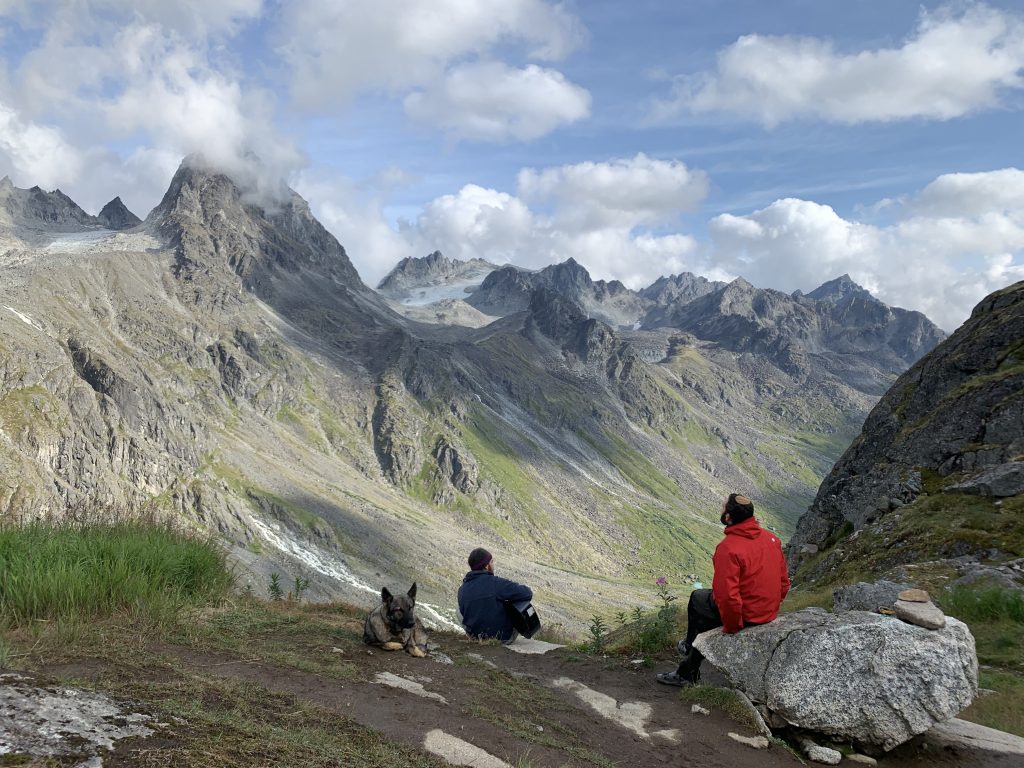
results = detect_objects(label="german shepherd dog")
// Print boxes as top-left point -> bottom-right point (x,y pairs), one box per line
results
363,583 -> 428,657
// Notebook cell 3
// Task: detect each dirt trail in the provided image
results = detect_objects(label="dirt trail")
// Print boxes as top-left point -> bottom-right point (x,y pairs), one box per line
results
39,630 -> 1013,768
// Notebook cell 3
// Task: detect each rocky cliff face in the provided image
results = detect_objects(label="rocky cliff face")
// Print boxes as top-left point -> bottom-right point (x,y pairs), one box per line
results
788,281 -> 1024,574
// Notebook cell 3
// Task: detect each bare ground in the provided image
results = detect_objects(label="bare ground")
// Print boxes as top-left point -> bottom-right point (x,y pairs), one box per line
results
4,602 -> 1019,768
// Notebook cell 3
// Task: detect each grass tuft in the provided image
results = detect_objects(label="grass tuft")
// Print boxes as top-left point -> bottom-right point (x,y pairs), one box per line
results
0,516 -> 233,626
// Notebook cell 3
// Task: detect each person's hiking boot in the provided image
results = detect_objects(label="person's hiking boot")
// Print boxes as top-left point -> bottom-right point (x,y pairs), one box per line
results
676,638 -> 692,657
655,670 -> 700,687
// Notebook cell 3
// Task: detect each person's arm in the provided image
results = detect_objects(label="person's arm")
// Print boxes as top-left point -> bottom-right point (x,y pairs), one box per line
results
495,577 -> 532,603
712,546 -> 744,633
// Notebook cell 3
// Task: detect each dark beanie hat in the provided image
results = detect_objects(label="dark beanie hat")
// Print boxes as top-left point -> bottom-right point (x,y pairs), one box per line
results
725,493 -> 755,525
468,547 -> 492,570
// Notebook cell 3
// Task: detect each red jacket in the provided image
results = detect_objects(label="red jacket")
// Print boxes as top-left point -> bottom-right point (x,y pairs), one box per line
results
712,517 -> 790,634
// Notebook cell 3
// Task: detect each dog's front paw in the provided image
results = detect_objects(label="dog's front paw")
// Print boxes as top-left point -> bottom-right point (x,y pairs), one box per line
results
381,642 -> 404,651
407,645 -> 426,658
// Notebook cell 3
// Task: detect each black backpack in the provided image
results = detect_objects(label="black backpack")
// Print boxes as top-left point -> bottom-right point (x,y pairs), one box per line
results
504,599 -> 541,639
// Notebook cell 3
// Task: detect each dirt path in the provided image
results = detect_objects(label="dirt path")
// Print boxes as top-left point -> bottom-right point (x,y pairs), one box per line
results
35,632 -> 1016,768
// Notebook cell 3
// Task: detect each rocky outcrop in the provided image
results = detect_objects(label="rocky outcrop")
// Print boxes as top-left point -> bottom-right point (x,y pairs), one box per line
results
639,272 -> 724,308
788,281 -> 1024,563
946,461 -> 1024,497
97,197 -> 142,230
0,177 -> 99,231
377,251 -> 496,299
694,609 -> 978,751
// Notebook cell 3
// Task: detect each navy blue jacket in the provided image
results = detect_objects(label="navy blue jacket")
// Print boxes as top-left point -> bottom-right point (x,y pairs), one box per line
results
457,570 -> 533,643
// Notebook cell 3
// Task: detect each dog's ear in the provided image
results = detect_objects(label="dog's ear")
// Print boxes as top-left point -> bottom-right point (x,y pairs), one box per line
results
407,582 -> 417,601
381,587 -> 393,604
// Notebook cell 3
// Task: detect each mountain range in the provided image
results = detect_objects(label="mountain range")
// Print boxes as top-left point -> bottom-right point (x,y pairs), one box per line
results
0,158 -> 947,627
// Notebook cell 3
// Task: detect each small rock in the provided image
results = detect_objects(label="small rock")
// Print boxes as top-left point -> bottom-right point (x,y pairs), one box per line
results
331,647 -> 345,654
728,733 -> 769,749
691,704 -> 710,715
847,755 -> 878,766
897,588 -> 931,603
894,598 -> 947,629
800,544 -> 819,555
799,739 -> 842,765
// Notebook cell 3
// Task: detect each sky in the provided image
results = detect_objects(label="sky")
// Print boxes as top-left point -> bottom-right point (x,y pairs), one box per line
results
0,1 -> 1022,331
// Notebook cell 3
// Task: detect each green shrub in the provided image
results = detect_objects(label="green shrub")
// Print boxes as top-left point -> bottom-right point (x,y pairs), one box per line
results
0,517 -> 232,625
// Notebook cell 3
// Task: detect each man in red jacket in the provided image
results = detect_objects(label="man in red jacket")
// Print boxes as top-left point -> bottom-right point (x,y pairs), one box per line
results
657,493 -> 790,686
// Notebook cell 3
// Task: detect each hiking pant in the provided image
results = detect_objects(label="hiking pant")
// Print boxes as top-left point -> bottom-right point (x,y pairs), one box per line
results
675,589 -> 721,679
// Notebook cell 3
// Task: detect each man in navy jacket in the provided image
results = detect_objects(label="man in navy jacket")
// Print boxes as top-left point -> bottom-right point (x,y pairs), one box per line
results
457,548 -> 533,643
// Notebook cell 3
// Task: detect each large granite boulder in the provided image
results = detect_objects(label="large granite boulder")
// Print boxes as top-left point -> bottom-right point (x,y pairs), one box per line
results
694,609 -> 978,751
833,580 -> 911,612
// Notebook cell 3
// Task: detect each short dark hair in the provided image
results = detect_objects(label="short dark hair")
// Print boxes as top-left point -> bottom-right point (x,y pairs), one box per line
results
468,547 -> 492,571
725,493 -> 755,523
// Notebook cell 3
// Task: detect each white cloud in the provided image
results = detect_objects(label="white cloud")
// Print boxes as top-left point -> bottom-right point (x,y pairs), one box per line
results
0,101 -> 83,188
654,3 -> 1024,125
0,0 -> 263,38
518,153 -> 708,228
404,62 -> 590,142
301,154 -> 709,290
279,0 -> 585,108
704,170 -> 1024,330
1,4 -> 299,208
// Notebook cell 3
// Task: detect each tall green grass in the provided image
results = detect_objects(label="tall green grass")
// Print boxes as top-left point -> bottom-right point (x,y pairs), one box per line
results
940,587 -> 1024,624
0,518 -> 233,625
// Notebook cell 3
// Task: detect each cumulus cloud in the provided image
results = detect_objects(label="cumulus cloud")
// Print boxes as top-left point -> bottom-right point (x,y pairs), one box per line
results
302,154 -> 708,289
653,3 -> 1024,125
1,0 -> 262,38
0,102 -> 83,188
518,153 -> 709,228
279,0 -> 584,107
0,3 -> 298,208
704,169 -> 1024,330
278,0 -> 589,142
404,62 -> 590,142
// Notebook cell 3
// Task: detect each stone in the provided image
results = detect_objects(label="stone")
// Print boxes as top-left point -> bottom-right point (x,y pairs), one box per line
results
799,739 -> 842,765
727,733 -> 769,749
693,609 -> 978,751
800,543 -> 819,555
897,588 -> 930,603
926,717 -> 1024,756
833,580 -> 912,613
691,703 -> 710,715
894,599 -> 946,630
946,462 -> 1024,497
846,754 -> 878,766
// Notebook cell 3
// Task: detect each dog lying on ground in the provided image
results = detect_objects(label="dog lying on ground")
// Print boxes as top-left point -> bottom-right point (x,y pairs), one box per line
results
363,583 -> 428,657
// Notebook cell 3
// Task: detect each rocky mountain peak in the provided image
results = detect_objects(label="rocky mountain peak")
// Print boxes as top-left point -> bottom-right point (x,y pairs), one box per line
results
0,179 -> 98,231
639,272 -> 724,306
149,156 -> 364,293
806,274 -> 874,304
376,250 -> 496,296
539,258 -> 594,293
97,196 -> 142,231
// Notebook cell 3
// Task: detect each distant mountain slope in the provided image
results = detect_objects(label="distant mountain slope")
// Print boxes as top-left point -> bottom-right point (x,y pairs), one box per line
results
787,280 -> 1024,579
377,251 -> 497,303
656,276 -> 946,393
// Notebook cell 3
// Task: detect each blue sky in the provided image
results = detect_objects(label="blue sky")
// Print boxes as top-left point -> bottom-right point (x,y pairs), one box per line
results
0,0 -> 1021,329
